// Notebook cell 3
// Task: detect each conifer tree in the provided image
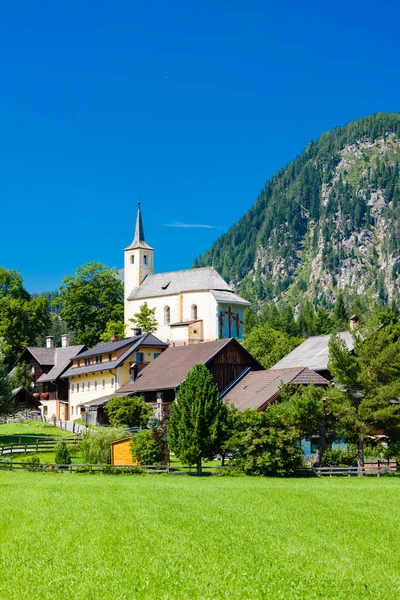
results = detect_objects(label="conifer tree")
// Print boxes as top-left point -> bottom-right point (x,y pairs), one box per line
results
328,319 -> 400,469
333,292 -> 348,329
168,363 -> 226,474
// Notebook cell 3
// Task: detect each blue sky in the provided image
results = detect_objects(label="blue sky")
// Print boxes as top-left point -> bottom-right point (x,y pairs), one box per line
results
1,0 -> 399,292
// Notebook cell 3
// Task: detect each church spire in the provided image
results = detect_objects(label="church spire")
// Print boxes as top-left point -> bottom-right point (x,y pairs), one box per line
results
133,200 -> 145,245
126,199 -> 153,250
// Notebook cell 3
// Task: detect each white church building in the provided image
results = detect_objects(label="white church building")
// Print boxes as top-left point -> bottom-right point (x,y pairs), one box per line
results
124,204 -> 251,345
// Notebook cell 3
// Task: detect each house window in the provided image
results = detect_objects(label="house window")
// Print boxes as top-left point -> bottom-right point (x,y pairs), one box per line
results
192,304 -> 198,320
87,381 -> 90,391
94,380 -> 97,390
71,383 -> 74,393
108,354 -> 112,362
43,405 -> 48,416
31,365 -> 35,374
71,406 -> 74,415
131,255 -> 135,264
143,255 -> 148,265
164,306 -> 170,324
153,352 -> 160,359
77,359 -> 81,367
136,352 -> 144,363
77,383 -> 80,393
110,377 -> 114,387
102,379 -> 106,389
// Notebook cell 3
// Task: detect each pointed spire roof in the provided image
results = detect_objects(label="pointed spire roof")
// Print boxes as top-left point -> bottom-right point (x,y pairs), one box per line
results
125,201 -> 153,250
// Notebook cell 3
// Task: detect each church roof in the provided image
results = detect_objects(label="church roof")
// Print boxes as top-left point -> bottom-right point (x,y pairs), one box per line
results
125,203 -> 153,251
127,266 -> 249,304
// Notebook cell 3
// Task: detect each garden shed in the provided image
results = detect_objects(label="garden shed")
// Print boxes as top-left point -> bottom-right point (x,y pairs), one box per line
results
110,437 -> 135,466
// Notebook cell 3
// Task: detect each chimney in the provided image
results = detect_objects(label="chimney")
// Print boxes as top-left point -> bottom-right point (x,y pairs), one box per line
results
61,334 -> 69,348
45,336 -> 54,349
133,328 -> 142,336
110,334 -> 119,341
349,314 -> 359,331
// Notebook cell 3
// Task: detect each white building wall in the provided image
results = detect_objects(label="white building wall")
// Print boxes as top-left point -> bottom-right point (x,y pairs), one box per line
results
125,291 -> 219,342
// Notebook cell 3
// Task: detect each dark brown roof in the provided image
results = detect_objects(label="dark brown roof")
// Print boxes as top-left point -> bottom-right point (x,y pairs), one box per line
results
117,338 -> 233,394
224,367 -> 329,412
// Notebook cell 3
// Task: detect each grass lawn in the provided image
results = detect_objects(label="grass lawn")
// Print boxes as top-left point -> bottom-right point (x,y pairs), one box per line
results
0,474 -> 399,599
0,420 -> 72,444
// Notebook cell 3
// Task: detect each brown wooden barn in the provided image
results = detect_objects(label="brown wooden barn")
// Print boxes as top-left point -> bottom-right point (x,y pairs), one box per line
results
115,338 -> 264,419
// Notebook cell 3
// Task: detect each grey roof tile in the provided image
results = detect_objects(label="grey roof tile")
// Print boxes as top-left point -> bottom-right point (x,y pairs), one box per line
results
36,345 -> 86,382
127,267 -> 234,300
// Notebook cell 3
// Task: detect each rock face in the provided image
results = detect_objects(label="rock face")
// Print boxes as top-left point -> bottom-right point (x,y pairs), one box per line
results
194,113 -> 400,309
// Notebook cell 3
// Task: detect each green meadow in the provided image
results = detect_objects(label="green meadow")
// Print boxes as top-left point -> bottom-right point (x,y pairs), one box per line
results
0,473 -> 399,599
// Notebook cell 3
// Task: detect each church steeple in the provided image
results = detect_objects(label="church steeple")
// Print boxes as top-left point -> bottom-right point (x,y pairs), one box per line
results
126,201 -> 153,250
124,200 -> 155,319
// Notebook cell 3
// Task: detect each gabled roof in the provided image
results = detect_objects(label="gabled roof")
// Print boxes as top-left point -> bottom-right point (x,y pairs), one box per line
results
62,333 -> 167,378
127,266 -> 240,300
25,347 -> 56,366
271,331 -> 354,372
117,338 -> 235,394
36,345 -> 86,382
224,367 -> 330,412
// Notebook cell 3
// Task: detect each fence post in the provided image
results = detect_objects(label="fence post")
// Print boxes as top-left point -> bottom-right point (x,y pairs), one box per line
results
36,439 -> 39,452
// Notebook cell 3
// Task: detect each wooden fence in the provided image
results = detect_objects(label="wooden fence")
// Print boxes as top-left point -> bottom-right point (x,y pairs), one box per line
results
0,461 -> 226,474
0,436 -> 80,456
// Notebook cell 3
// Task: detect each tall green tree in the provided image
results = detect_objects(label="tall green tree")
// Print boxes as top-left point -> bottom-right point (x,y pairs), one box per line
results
333,291 -> 349,330
328,318 -> 400,468
0,269 -> 50,368
55,262 -> 123,347
128,302 -> 158,334
100,320 -> 126,343
0,338 -> 12,414
9,362 -> 32,391
243,324 -> 302,369
168,363 -> 226,474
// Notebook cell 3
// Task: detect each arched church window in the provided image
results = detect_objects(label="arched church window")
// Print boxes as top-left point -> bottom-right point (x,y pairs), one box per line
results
192,304 -> 198,320
131,255 -> 135,264
164,306 -> 170,324
143,255 -> 148,265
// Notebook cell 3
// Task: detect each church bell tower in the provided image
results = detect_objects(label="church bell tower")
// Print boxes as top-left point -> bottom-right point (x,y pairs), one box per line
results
124,202 -> 154,306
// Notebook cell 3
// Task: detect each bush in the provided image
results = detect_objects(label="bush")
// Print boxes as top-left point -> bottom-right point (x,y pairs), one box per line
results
54,440 -> 72,465
231,408 -> 304,476
106,395 -> 153,428
131,429 -> 165,465
80,428 -> 127,464
23,454 -> 41,469
321,446 -> 357,466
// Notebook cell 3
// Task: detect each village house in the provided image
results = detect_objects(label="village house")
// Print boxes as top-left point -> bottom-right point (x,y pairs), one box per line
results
114,337 -> 264,421
123,203 -> 251,344
271,331 -> 354,380
62,331 -> 167,422
13,334 -> 85,420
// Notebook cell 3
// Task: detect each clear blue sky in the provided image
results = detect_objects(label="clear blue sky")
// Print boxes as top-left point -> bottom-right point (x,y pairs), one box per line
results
1,0 -> 399,292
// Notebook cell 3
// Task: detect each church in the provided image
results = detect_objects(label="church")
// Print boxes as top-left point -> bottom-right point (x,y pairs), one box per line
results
124,204 -> 251,344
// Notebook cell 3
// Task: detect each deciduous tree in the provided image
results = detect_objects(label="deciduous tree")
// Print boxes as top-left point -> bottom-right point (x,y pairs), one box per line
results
55,262 -> 123,347
128,302 -> 158,334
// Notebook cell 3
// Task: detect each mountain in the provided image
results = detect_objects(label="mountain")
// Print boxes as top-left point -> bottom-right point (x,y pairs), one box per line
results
194,113 -> 400,310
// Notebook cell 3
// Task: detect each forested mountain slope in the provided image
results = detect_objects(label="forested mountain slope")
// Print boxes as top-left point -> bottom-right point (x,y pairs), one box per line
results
194,113 -> 400,310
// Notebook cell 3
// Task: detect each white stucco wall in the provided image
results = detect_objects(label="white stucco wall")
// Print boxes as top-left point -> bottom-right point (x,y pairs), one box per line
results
125,290 -> 219,342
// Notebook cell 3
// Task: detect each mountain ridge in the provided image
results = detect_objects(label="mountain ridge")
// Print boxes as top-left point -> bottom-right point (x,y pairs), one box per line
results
194,112 -> 400,310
